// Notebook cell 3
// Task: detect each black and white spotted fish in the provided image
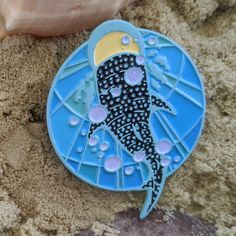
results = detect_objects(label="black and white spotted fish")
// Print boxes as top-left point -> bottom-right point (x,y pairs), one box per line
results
88,53 -> 174,218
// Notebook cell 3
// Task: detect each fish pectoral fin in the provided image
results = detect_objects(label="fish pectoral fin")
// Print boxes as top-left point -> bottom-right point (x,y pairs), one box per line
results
151,95 -> 176,115
88,122 -> 104,138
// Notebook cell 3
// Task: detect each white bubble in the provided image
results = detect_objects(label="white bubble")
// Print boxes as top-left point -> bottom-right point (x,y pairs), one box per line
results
125,166 -> 134,175
173,156 -> 181,163
69,116 -> 80,126
80,129 -> 87,136
100,142 -> 109,151
98,152 -> 104,158
148,37 -> 157,46
77,146 -> 83,153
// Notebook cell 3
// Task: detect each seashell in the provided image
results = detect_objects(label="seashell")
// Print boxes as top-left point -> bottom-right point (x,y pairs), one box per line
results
0,0 -> 134,39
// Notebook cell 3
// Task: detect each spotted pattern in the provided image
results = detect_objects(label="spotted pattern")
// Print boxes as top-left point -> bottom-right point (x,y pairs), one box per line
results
89,54 -> 166,211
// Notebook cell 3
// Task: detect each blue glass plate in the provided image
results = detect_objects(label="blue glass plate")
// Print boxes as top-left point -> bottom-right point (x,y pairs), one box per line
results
47,20 -> 205,219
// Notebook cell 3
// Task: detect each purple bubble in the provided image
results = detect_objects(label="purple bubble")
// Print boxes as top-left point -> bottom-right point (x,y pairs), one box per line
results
155,140 -> 172,154
88,136 -> 98,146
69,116 -> 80,126
125,166 -> 134,175
89,105 -> 108,123
136,55 -> 145,65
133,150 -> 146,162
148,37 -> 157,46
100,142 -> 109,151
121,35 -> 130,45
110,87 -> 121,98
124,67 -> 143,86
161,156 -> 171,167
104,156 -> 121,172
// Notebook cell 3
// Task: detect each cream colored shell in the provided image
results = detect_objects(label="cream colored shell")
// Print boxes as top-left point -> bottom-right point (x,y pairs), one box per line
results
0,0 -> 134,39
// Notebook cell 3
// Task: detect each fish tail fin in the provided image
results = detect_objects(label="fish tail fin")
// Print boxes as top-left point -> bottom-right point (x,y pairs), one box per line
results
140,162 -> 167,219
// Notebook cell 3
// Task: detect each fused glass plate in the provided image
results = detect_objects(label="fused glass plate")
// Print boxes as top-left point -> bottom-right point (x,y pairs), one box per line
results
47,20 -> 205,219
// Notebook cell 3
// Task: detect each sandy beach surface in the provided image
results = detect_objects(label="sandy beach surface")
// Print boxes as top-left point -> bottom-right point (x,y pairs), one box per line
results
0,0 -> 235,235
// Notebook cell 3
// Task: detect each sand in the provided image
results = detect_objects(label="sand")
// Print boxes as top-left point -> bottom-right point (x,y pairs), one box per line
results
0,0 -> 235,235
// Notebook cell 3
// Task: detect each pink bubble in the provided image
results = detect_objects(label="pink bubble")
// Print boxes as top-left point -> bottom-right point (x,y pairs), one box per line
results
155,140 -> 172,154
89,105 -> 108,123
136,55 -> 145,65
125,166 -> 134,175
99,142 -> 109,151
69,116 -> 80,126
110,87 -> 121,98
124,67 -> 143,86
133,150 -> 146,162
121,35 -> 130,45
88,136 -> 98,146
161,156 -> 171,167
104,156 -> 121,172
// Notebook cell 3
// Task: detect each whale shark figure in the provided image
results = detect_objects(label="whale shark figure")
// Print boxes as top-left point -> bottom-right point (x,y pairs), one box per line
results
88,53 -> 174,218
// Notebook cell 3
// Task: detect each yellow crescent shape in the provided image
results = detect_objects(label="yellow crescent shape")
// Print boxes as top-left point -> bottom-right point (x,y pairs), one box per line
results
94,32 -> 140,66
